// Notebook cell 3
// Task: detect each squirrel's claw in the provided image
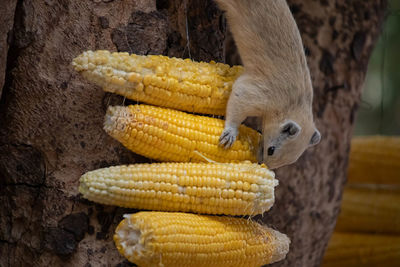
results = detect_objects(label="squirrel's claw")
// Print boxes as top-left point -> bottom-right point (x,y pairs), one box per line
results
219,127 -> 238,149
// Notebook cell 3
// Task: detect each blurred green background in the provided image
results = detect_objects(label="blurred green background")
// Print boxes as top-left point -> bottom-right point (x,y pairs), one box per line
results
354,0 -> 400,136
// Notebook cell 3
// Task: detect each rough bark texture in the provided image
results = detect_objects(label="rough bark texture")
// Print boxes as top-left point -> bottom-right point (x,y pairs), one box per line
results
0,0 -> 386,266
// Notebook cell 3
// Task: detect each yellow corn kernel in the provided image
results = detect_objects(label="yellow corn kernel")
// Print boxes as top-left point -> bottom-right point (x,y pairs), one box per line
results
334,186 -> 400,234
348,136 -> 400,185
72,50 -> 244,115
104,105 -> 261,163
79,162 -> 277,216
114,212 -> 290,267
322,232 -> 400,267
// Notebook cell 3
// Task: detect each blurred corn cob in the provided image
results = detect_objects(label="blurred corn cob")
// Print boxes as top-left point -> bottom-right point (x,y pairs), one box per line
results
348,136 -> 400,185
114,212 -> 290,267
104,105 -> 260,163
323,135 -> 400,266
72,50 -> 243,115
322,232 -> 400,267
79,162 -> 277,216
335,186 -> 400,234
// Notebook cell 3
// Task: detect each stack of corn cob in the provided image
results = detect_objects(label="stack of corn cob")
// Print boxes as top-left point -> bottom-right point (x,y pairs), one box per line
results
73,50 -> 290,267
322,136 -> 400,267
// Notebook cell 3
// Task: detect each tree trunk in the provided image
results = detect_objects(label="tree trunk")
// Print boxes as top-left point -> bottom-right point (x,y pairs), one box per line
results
0,0 -> 386,266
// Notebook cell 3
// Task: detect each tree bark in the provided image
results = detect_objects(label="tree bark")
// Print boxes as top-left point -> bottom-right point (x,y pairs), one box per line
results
0,0 -> 386,266
0,0 -> 18,97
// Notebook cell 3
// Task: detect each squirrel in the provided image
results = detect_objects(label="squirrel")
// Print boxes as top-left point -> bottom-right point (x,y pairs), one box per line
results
215,0 -> 321,169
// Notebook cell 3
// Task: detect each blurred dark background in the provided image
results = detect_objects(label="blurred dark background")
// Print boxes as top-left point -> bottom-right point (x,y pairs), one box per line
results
354,0 -> 400,135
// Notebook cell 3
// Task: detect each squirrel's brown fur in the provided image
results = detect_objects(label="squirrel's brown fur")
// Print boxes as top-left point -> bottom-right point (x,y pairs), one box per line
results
216,0 -> 321,169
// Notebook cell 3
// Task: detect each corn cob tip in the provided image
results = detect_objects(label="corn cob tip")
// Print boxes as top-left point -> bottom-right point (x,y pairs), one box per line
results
72,50 -> 110,72
78,181 -> 88,195
266,227 -> 290,264
72,50 -> 90,71
103,105 -> 129,136
104,105 -> 116,127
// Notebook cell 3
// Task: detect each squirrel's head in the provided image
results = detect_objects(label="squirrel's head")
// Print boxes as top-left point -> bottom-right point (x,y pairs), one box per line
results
258,112 -> 321,169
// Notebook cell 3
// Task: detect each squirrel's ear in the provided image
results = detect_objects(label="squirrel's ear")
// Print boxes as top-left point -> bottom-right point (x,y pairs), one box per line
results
309,129 -> 321,146
280,120 -> 301,138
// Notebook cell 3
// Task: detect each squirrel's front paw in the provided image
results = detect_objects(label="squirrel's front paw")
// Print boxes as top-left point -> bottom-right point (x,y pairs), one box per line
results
219,126 -> 238,149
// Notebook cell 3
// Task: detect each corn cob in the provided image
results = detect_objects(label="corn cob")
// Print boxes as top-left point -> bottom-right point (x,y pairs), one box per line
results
104,105 -> 260,163
114,212 -> 290,267
335,186 -> 400,234
72,50 -> 243,115
322,232 -> 400,267
348,136 -> 400,185
79,162 -> 277,216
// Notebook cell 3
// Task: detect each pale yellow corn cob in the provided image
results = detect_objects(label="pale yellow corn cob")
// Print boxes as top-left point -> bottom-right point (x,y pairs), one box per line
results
79,162 -> 277,216
104,104 -> 260,163
72,50 -> 243,115
335,187 -> 400,234
348,136 -> 400,184
114,212 -> 290,267
322,232 -> 400,267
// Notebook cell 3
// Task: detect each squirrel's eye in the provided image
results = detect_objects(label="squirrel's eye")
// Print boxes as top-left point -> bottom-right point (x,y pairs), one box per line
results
267,146 -> 275,156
